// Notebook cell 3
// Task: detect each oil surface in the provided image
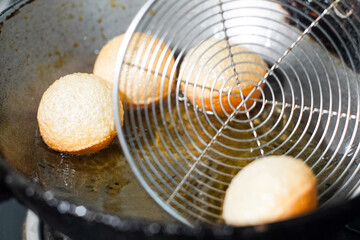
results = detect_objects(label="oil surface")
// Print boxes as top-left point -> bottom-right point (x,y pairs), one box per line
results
121,96 -> 346,223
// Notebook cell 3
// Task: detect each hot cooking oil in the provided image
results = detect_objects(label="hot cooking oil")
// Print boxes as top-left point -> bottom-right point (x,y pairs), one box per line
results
126,96 -> 342,223
31,95 -> 345,224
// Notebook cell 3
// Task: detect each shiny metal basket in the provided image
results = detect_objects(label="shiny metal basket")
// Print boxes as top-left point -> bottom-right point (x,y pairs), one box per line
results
113,0 -> 360,226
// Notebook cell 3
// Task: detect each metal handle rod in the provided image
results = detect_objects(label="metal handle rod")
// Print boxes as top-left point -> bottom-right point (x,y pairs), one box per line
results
123,62 -> 357,121
167,0 -> 341,204
254,98 -> 358,120
218,0 -> 265,156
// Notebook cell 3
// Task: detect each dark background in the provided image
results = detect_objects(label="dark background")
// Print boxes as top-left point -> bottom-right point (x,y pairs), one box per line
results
0,199 -> 26,240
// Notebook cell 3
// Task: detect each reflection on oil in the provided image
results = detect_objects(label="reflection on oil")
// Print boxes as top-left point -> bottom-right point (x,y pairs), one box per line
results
32,131 -> 172,221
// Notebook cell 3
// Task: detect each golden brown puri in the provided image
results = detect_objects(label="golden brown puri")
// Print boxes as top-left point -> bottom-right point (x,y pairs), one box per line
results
93,32 -> 176,108
37,73 -> 124,155
223,155 -> 318,226
180,39 -> 267,116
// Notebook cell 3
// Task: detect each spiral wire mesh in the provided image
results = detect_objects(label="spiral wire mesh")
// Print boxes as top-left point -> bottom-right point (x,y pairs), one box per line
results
113,0 -> 360,226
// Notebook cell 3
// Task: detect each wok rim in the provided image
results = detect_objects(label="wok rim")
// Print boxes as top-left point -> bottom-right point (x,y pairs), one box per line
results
2,153 -> 360,239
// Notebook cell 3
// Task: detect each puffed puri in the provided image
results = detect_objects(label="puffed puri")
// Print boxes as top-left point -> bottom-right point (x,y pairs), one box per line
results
37,73 -> 124,155
222,155 -> 318,226
93,32 -> 176,108
180,39 -> 268,116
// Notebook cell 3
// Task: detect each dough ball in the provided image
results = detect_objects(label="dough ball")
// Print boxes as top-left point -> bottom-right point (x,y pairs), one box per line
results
223,156 -> 318,226
37,73 -> 124,155
180,39 -> 267,116
93,32 -> 176,108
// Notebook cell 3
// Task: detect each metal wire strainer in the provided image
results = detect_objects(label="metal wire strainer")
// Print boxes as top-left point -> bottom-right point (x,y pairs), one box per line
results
113,0 -> 360,226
